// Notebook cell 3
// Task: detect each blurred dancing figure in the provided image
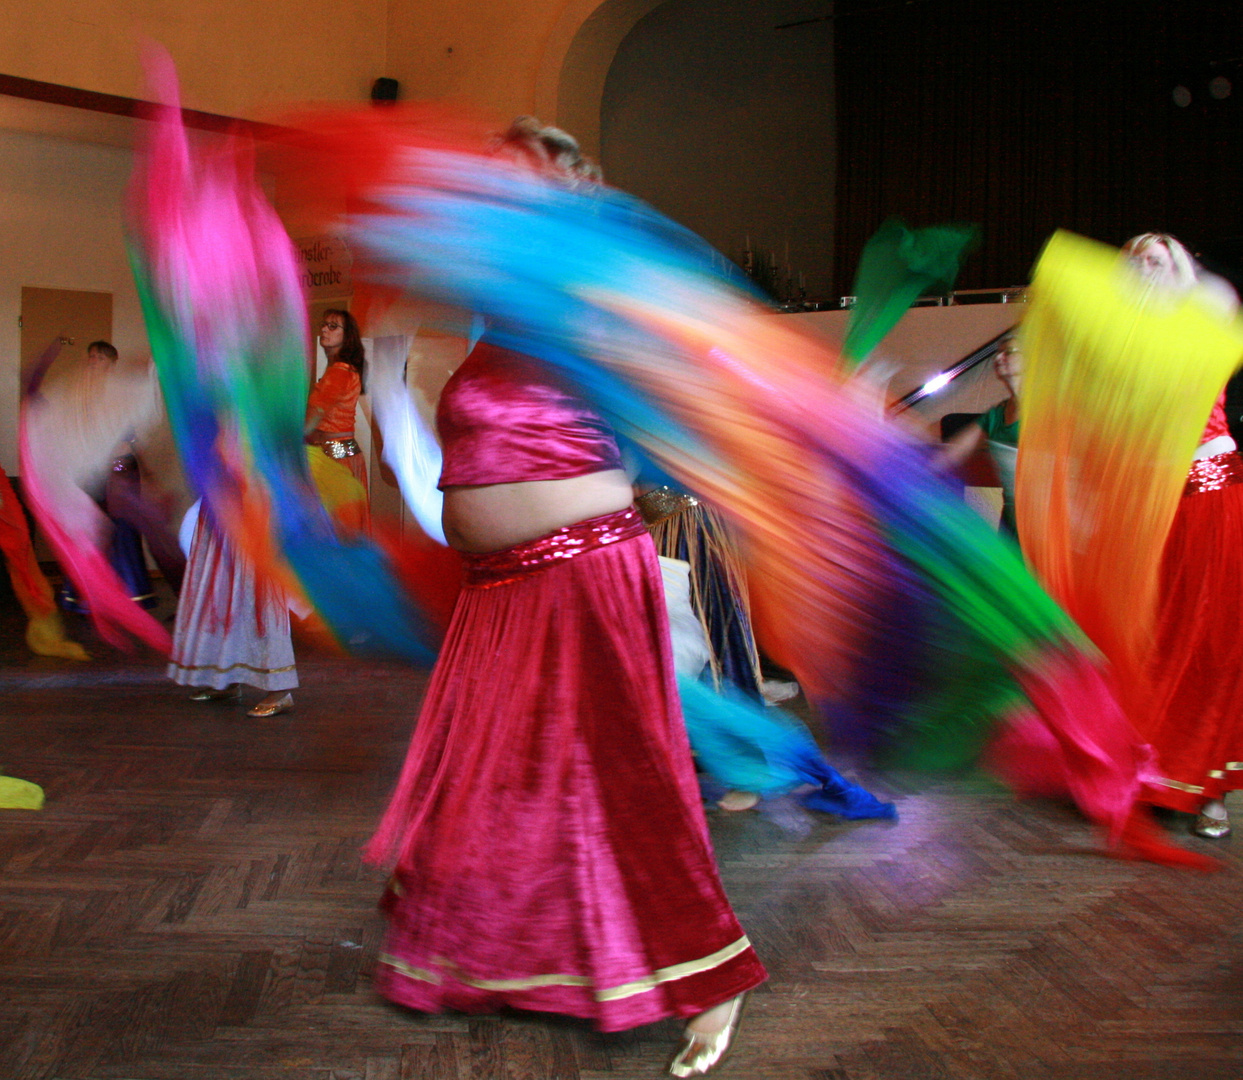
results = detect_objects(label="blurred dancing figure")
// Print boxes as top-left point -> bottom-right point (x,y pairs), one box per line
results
57,342 -> 158,612
20,337 -> 170,653
365,120 -> 763,1077
1123,233 -> 1243,838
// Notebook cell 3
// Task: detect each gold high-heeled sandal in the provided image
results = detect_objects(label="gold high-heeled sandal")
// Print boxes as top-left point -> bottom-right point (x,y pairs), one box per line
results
668,993 -> 748,1077
246,692 -> 293,718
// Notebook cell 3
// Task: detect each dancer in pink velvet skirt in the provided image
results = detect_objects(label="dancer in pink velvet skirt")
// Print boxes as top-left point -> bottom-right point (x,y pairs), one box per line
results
365,337 -> 765,1075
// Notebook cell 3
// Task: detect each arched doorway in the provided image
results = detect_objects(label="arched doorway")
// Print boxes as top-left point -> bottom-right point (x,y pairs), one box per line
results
534,0 -> 669,159
541,0 -> 836,299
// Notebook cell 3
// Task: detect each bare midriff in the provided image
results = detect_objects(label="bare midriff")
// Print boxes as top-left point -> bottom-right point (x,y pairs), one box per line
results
441,469 -> 634,553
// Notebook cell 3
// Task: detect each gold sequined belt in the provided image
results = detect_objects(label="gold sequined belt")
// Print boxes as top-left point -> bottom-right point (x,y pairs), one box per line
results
320,437 -> 361,460
462,508 -> 647,588
635,485 -> 699,526
1184,450 -> 1243,497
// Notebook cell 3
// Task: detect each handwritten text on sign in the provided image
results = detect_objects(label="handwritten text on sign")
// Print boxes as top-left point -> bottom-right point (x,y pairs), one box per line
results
296,235 -> 352,299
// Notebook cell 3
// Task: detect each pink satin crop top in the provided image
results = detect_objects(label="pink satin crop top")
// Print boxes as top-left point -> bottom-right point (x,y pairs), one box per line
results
437,343 -> 623,489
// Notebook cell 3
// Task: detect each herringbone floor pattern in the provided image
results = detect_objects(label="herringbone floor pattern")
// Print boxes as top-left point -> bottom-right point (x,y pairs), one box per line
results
2,595 -> 1242,1079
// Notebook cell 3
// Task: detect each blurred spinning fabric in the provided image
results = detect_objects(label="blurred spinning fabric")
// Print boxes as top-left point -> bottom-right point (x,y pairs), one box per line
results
270,106 -> 1167,854
121,84 -> 1213,862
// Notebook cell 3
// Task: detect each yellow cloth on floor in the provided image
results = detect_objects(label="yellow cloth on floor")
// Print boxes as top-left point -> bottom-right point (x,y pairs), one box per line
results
0,776 -> 45,810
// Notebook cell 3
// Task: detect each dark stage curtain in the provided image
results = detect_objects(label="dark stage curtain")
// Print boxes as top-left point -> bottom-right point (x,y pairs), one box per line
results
832,0 -> 1243,295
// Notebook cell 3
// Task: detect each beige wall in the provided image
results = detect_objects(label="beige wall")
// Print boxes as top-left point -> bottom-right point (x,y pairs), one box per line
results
384,0 -> 608,123
1,0 -> 388,118
383,0 -> 720,153
0,0 -> 636,124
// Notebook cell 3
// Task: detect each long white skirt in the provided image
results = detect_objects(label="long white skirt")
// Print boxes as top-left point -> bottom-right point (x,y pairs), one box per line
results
167,513 -> 297,691
659,555 -> 712,678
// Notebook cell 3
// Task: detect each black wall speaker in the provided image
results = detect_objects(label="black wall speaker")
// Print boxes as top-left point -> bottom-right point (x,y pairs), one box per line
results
371,77 -> 399,104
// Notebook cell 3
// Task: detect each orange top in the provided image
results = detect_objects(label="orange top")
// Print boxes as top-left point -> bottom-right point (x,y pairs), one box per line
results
307,362 -> 361,436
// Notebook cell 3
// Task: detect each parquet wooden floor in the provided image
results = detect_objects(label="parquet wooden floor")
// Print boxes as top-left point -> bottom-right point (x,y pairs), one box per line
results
2,591 -> 1242,1079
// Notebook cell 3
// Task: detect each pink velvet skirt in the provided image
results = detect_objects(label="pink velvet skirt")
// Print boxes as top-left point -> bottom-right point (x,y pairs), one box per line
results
367,508 -> 766,1031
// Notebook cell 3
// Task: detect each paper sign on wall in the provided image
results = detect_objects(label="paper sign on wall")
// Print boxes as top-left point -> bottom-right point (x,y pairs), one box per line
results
295,234 -> 352,299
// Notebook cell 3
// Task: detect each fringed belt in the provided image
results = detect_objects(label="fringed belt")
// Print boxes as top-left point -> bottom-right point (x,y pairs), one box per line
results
462,507 -> 647,588
1184,450 -> 1243,497
320,437 -> 361,460
635,485 -> 699,526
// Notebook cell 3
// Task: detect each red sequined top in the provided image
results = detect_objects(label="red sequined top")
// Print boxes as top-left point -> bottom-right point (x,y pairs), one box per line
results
437,343 -> 623,489
307,362 -> 362,437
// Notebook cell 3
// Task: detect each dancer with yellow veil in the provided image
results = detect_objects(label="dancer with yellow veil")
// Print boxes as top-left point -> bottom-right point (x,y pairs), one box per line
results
1019,230 -> 1243,839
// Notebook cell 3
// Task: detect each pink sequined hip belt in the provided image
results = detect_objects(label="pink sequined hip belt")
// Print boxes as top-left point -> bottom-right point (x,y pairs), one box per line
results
461,507 -> 647,588
1184,450 -> 1243,497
